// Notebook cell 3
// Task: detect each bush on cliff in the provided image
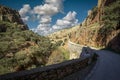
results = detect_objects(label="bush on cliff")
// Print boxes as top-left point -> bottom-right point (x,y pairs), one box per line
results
102,0 -> 120,32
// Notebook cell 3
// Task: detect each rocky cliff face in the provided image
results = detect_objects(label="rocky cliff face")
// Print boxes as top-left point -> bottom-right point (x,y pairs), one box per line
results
80,0 -> 120,51
49,0 -> 120,52
0,5 -> 28,32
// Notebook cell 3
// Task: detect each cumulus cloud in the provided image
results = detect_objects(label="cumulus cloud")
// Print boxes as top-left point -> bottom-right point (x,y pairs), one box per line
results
52,11 -> 78,30
19,4 -> 31,16
33,4 -> 58,16
40,16 -> 51,24
31,11 -> 78,36
21,16 -> 29,22
19,0 -> 78,36
33,0 -> 63,16
33,24 -> 53,35
19,4 -> 31,21
32,0 -> 64,35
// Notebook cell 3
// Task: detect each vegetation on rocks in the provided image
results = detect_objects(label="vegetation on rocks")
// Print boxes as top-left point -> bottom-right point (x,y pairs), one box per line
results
101,0 -> 120,32
0,29 -> 57,74
0,5 -> 57,75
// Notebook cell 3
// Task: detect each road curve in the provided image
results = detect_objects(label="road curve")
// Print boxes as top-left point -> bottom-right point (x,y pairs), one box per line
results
65,40 -> 120,80
85,50 -> 120,80
62,49 -> 120,80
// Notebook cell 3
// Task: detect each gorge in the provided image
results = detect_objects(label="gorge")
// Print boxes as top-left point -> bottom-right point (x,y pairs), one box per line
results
0,0 -> 120,80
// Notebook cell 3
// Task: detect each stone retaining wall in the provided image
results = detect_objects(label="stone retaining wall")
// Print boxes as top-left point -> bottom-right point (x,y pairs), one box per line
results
0,54 -> 98,80
68,40 -> 86,59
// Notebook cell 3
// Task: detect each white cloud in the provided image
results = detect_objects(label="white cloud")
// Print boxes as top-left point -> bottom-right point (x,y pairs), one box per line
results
31,11 -> 78,36
33,0 -> 63,16
33,4 -> 58,16
22,16 -> 29,22
40,16 -> 51,24
56,19 -> 71,26
19,4 -> 31,16
52,11 -> 78,30
63,11 -> 77,21
19,1 -> 78,36
32,0 -> 64,35
45,0 -> 63,12
33,24 -> 52,35
19,4 -> 31,21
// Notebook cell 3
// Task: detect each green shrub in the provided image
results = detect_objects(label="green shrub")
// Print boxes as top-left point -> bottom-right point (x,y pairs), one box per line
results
102,0 -> 120,32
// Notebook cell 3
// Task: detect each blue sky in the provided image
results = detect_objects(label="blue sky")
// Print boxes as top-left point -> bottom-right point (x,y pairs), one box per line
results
0,0 -> 97,35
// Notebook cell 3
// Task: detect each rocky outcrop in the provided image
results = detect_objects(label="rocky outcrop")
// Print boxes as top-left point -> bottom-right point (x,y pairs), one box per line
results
75,0 -> 120,51
0,5 -> 28,31
0,5 -> 22,24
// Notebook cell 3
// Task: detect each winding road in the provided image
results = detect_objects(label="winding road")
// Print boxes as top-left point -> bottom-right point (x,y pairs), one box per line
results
63,50 -> 120,80
85,50 -> 120,80
64,41 -> 120,80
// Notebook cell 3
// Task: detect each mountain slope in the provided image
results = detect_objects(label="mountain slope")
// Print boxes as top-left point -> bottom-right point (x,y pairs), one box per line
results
0,5 -> 56,74
49,0 -> 120,52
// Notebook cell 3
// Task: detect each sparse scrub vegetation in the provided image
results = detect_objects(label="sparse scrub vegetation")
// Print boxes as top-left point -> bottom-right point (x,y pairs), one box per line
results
47,47 -> 69,65
101,1 -> 120,33
0,27 -> 56,74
